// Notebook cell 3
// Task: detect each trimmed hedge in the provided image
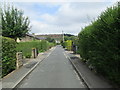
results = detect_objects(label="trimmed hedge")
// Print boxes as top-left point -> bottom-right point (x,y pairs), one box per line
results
78,3 -> 120,86
72,38 -> 80,54
16,40 -> 54,58
2,37 -> 17,77
64,40 -> 72,51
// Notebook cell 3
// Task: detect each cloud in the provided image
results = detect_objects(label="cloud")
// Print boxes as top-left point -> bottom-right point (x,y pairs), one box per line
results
5,0 -> 118,2
40,2 -> 112,24
36,2 -> 112,34
31,20 -> 62,34
40,14 -> 56,23
11,1 -> 117,35
31,20 -> 88,35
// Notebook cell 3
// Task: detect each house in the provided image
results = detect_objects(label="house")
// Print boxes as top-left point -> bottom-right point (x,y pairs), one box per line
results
36,34 -> 63,43
35,34 -> 63,43
16,34 -> 40,42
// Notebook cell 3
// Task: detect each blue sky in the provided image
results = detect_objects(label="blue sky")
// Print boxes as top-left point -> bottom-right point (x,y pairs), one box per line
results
9,0 -> 118,35
14,3 -> 60,21
19,3 -> 60,15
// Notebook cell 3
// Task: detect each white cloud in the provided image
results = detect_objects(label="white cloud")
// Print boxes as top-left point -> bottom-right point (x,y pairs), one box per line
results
31,20 -> 89,35
11,1 -> 117,35
12,3 -> 42,21
5,0 -> 119,2
40,14 -> 56,23
35,2 -> 112,35
31,20 -> 60,34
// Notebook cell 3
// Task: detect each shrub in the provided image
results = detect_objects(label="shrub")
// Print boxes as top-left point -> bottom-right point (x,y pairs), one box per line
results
78,3 -> 120,86
40,40 -> 48,51
2,37 -> 17,77
16,40 -> 54,58
72,37 -> 80,54
64,40 -> 72,51
25,53 -> 31,58
48,42 -> 55,49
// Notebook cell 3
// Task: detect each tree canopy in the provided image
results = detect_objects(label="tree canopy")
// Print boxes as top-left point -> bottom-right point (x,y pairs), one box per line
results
46,37 -> 55,43
2,6 -> 30,40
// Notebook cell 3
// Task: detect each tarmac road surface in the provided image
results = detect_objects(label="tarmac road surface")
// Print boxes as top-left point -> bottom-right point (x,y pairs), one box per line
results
16,45 -> 86,88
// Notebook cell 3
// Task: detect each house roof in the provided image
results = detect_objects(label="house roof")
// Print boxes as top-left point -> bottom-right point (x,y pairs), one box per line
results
26,34 -> 47,40
37,37 -> 47,40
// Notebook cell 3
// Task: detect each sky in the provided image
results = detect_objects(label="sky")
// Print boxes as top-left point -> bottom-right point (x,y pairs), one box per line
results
2,0 -> 119,35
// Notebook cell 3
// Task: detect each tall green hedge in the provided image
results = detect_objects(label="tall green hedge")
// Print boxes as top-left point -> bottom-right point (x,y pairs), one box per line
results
16,40 -> 54,58
2,37 -> 17,77
78,3 -> 120,86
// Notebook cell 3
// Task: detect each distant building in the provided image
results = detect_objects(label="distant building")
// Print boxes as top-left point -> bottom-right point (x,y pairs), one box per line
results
17,34 -> 74,43
36,37 -> 47,40
16,34 -> 40,42
36,34 -> 63,40
35,34 -> 63,43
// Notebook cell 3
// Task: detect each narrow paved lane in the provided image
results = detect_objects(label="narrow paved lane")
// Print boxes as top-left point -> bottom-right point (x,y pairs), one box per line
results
17,46 -> 86,88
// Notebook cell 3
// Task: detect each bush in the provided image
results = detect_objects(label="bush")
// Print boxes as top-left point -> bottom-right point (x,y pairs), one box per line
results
48,42 -> 55,49
70,37 -> 80,54
64,40 -> 72,51
2,37 -> 17,77
25,53 -> 31,58
16,40 -> 54,58
78,3 -> 120,86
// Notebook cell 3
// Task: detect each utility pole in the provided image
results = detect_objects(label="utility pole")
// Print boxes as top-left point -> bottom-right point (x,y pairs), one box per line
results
62,30 -> 64,42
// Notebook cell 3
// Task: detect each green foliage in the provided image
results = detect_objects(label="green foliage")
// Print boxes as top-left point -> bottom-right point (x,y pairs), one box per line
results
48,42 -> 55,49
16,40 -> 54,58
64,36 -> 71,41
64,40 -> 72,51
0,37 -> 2,77
78,3 -> 120,86
25,53 -> 31,58
2,37 -> 17,77
0,6 -> 1,23
60,40 -> 64,48
72,37 -> 80,54
46,37 -> 55,43
2,6 -> 30,40
61,35 -> 77,50
64,36 -> 77,41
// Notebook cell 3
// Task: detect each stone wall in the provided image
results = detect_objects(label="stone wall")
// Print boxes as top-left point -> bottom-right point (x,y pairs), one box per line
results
16,52 -> 23,69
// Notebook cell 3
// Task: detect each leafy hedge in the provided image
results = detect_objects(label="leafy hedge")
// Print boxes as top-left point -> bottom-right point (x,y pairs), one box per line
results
16,40 -> 54,58
63,40 -> 72,51
78,3 -> 120,86
0,10 -> 1,72
2,37 -> 17,77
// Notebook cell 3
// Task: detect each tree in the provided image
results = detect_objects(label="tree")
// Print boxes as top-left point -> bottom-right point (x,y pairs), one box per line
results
64,35 -> 77,41
0,5 -> 2,35
46,37 -> 55,43
2,6 -> 30,41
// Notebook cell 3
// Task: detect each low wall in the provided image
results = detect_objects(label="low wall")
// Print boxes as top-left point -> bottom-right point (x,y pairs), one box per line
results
16,52 -> 23,69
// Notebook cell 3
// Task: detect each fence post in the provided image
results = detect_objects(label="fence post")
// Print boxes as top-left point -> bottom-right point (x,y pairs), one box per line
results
32,48 -> 37,58
16,52 -> 23,69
